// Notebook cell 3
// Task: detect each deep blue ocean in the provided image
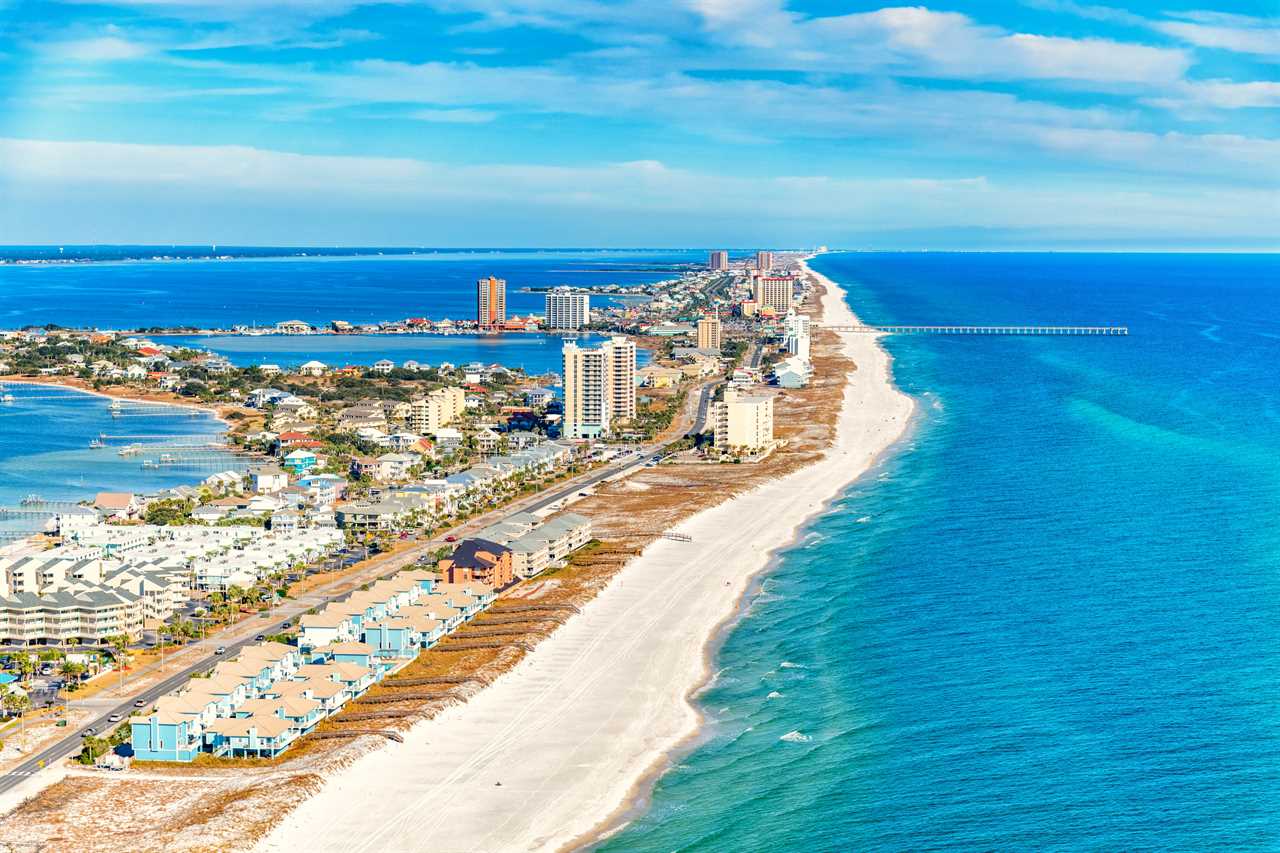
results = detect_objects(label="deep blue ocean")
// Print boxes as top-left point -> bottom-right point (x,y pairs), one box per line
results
598,252 -> 1280,852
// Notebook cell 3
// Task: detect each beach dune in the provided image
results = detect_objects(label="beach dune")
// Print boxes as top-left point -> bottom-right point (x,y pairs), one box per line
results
257,261 -> 915,853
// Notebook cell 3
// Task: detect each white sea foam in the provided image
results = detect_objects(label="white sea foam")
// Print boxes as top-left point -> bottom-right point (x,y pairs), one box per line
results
779,661 -> 806,669
779,730 -> 811,743
766,691 -> 783,699
856,516 -> 871,524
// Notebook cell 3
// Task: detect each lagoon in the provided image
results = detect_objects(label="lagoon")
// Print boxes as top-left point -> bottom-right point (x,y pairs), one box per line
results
156,332 -> 649,375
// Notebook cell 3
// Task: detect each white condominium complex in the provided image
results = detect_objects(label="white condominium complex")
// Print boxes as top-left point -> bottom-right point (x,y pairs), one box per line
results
562,336 -> 637,439
713,387 -> 774,452
409,386 -> 466,433
0,523 -> 343,644
544,287 -> 591,330
754,275 -> 796,313
756,250 -> 774,271
697,315 -> 722,351
709,250 -> 729,271
477,275 -> 507,328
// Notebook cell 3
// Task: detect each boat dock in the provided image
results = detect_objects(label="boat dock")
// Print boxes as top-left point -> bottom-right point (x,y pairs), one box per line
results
820,325 -> 1129,335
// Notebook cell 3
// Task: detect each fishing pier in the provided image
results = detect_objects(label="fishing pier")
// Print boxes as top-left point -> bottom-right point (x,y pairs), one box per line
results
820,325 -> 1129,335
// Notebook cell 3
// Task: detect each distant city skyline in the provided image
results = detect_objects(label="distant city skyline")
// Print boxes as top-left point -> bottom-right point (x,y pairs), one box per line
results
0,1 -> 1276,249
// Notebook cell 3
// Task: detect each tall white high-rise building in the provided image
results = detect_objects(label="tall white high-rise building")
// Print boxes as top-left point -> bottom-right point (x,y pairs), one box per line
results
544,287 -> 591,330
561,335 -> 636,439
782,310 -> 811,362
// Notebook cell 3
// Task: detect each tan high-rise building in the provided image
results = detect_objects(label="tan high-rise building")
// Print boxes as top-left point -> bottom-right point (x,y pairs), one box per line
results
477,276 -> 507,328
409,386 -> 466,433
605,336 -> 636,422
697,315 -> 722,351
754,275 -> 795,313
709,250 -> 729,271
713,387 -> 774,452
562,335 -> 636,439
756,251 -> 773,271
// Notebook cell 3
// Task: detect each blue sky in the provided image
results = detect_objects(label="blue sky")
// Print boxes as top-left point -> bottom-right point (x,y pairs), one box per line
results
0,0 -> 1276,248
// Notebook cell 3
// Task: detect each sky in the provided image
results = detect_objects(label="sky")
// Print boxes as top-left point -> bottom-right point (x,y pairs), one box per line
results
0,0 -> 1276,248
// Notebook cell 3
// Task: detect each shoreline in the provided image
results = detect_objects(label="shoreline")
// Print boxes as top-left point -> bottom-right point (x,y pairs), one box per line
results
566,255 -> 917,850
0,378 -> 244,547
0,376 -> 236,428
256,255 -> 917,853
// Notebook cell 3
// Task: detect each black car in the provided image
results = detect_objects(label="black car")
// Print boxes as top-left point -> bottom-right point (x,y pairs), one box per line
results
255,634 -> 266,642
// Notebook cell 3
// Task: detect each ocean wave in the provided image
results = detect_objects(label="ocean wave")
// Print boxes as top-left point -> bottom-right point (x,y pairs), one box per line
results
779,730 -> 811,743
779,661 -> 807,669
766,691 -> 783,699
856,516 -> 871,524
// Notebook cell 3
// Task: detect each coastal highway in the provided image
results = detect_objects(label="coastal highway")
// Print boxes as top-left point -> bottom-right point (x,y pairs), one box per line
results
0,379 -> 722,798
0,628 -> 287,794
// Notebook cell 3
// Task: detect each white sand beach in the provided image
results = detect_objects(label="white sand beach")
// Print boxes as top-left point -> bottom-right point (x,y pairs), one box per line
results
257,261 -> 915,853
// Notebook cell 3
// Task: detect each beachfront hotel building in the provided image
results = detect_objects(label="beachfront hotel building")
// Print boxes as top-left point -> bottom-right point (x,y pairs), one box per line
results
477,276 -> 507,328
544,287 -> 590,330
713,387 -> 774,453
562,336 -> 636,439
697,315 -> 722,351
756,251 -> 774,271
709,250 -> 729,271
754,275 -> 796,314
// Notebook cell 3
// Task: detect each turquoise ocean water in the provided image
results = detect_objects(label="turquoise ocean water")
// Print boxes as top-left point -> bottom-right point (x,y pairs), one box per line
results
599,252 -> 1280,851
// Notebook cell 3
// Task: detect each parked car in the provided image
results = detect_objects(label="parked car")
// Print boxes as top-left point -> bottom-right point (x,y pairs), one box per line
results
444,535 -> 457,543
214,646 -> 226,655
255,635 -> 266,642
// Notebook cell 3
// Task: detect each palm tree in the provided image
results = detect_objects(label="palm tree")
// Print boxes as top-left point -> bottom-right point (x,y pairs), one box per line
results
108,634 -> 130,693
15,654 -> 34,685
2,690 -> 31,735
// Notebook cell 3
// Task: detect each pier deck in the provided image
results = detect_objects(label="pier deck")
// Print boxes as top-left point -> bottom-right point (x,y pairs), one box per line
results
820,324 -> 1128,335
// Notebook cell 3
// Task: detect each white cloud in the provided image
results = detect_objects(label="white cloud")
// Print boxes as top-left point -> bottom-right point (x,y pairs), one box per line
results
1152,14 -> 1280,57
41,36 -> 151,61
1,136 -> 1273,245
54,0 -> 396,22
1147,80 -> 1280,111
405,107 -> 498,123
1026,2 -> 1280,58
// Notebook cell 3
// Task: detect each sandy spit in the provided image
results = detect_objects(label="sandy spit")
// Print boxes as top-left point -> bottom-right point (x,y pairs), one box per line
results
256,258 -> 916,853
